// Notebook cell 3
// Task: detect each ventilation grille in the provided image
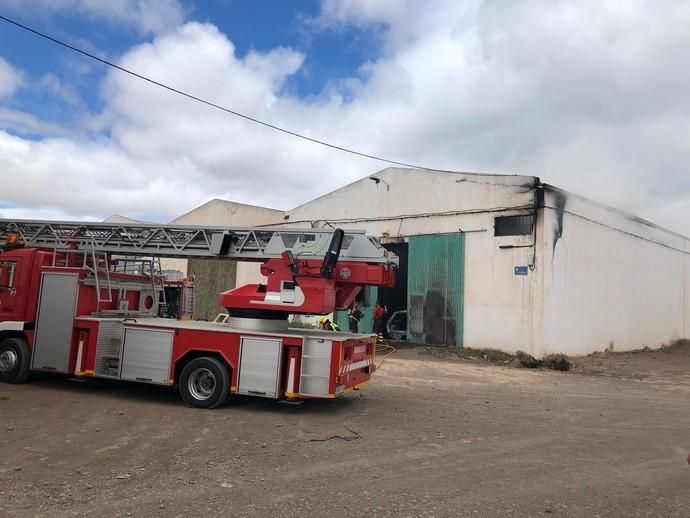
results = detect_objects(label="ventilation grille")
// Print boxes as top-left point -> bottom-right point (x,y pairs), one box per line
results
494,214 -> 534,236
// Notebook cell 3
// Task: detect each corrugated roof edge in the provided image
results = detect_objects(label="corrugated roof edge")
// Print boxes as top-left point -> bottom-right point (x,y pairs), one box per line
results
541,183 -> 689,241
288,167 -> 538,213
103,214 -> 149,224
168,198 -> 284,224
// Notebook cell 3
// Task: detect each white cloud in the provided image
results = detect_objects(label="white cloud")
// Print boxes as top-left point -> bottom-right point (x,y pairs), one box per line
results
38,74 -> 83,107
0,130 -> 212,219
0,58 -> 24,98
0,107 -> 75,137
0,2 -> 690,236
3,0 -> 184,35
0,205 -> 97,221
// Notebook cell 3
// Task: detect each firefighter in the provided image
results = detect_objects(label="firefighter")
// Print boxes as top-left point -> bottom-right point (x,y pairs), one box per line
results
372,301 -> 388,343
318,316 -> 338,331
348,303 -> 363,333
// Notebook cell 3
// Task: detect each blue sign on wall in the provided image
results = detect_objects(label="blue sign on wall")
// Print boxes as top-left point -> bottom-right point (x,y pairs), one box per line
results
514,266 -> 529,276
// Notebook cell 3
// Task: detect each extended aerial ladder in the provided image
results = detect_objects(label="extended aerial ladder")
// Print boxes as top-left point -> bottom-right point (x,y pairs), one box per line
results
0,219 -> 394,262
0,218 -> 397,408
0,219 -> 396,317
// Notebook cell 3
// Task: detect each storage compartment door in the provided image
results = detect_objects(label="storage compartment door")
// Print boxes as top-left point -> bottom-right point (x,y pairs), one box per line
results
299,338 -> 333,397
237,338 -> 282,398
120,328 -> 173,385
32,273 -> 79,372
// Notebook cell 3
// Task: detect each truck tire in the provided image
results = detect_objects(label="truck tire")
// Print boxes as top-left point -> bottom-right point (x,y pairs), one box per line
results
178,357 -> 230,409
0,337 -> 31,384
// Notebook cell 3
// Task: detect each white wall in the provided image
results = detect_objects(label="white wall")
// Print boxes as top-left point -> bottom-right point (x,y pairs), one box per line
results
235,262 -> 266,290
462,214 -> 544,356
542,187 -> 690,356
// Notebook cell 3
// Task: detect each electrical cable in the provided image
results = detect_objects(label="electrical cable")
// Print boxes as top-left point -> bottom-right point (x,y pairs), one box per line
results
0,14 -> 437,170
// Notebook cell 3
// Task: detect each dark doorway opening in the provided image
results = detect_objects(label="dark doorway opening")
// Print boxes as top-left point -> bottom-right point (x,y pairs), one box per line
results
379,242 -> 408,315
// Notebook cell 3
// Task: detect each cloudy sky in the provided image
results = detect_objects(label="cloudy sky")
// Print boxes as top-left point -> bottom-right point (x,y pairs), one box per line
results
0,0 -> 688,233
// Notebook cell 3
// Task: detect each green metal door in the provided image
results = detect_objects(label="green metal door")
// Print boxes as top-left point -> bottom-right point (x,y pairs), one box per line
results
407,233 -> 464,347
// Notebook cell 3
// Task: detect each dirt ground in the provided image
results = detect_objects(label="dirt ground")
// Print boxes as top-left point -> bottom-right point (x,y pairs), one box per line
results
2,344 -> 690,518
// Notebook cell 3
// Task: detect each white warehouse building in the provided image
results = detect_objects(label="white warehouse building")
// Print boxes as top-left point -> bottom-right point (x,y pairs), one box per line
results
153,167 -> 689,358
280,168 -> 690,358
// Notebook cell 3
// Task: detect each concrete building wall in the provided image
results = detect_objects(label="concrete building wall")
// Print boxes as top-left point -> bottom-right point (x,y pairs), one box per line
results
236,261 -> 267,291
541,187 -> 690,356
461,211 -> 544,356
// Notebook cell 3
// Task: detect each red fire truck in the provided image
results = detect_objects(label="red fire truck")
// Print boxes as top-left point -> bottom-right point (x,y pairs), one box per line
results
0,219 -> 396,408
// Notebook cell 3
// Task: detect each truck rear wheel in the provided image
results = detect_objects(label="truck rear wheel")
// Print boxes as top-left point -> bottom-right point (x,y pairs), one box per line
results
178,357 -> 230,409
0,337 -> 31,384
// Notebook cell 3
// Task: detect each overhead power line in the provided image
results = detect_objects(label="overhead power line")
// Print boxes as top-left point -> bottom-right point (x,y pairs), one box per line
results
0,14 -> 433,170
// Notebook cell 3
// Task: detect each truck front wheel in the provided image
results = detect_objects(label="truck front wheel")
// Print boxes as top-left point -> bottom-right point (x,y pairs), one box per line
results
0,337 -> 31,384
178,357 -> 230,409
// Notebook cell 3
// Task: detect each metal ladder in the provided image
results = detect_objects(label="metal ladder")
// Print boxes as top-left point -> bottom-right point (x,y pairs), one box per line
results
152,257 -> 166,310
49,238 -> 113,311
89,241 -> 112,311
0,218 -> 397,265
